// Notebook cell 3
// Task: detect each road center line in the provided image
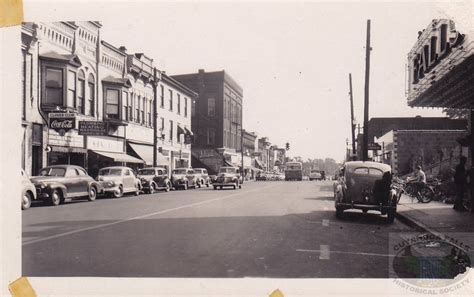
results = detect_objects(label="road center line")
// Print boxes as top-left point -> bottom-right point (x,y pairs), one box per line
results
23,184 -> 278,246
319,245 -> 330,260
297,248 -> 396,258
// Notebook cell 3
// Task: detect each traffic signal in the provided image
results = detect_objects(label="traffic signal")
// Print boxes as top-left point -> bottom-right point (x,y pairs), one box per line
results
285,142 -> 290,150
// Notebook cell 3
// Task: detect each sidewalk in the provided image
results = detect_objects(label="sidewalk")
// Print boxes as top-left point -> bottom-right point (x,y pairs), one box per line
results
396,195 -> 474,234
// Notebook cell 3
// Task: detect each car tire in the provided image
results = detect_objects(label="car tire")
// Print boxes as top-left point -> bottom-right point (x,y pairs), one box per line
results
198,180 -> 202,188
362,209 -> 368,214
233,185 -> 236,190
387,208 -> 396,224
213,186 -> 217,190
335,208 -> 344,219
220,186 -> 223,190
183,183 -> 188,190
206,182 -> 210,187
134,186 -> 140,196
50,189 -> 61,206
165,182 -> 171,192
22,191 -> 32,210
113,186 -> 123,198
148,183 -> 156,194
88,186 -> 97,202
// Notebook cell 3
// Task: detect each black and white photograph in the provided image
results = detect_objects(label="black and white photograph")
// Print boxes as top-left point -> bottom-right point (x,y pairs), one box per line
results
1,0 -> 474,296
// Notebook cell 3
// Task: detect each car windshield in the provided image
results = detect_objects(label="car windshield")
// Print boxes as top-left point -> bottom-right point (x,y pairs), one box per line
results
39,167 -> 66,177
173,169 -> 187,175
139,169 -> 155,175
99,168 -> 122,176
219,168 -> 236,173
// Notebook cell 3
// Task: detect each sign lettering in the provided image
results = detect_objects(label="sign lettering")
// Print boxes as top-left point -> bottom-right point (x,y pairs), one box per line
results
78,121 -> 108,136
48,112 -> 76,133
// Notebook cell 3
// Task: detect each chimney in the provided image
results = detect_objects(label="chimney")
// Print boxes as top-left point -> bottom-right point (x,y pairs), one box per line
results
119,46 -> 127,53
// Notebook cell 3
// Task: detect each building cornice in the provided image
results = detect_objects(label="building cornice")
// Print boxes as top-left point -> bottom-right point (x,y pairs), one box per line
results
162,73 -> 198,98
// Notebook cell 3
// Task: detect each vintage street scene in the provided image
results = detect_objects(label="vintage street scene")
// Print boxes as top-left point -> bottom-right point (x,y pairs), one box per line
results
17,1 -> 474,287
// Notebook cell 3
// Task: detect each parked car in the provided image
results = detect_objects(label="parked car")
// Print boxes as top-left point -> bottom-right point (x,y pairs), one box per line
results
193,168 -> 211,188
171,168 -> 198,190
97,166 -> 142,198
30,165 -> 100,206
334,161 -> 398,223
137,167 -> 172,193
213,167 -> 242,190
21,169 -> 37,210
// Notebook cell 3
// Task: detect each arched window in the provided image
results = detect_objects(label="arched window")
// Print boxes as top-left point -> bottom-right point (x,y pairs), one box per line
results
77,70 -> 85,114
87,73 -> 95,116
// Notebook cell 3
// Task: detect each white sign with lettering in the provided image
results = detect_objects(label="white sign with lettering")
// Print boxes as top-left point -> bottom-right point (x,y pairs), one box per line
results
87,136 -> 124,153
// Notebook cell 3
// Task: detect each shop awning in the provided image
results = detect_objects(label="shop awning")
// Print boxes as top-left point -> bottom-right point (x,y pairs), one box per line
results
51,145 -> 87,154
224,160 -> 234,167
91,150 -> 144,164
128,143 -> 153,165
184,127 -> 194,136
254,159 -> 264,169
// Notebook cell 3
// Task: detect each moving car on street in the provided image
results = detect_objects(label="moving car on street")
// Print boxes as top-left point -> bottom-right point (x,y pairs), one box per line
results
137,167 -> 172,193
193,168 -> 211,188
171,168 -> 198,190
285,161 -> 303,181
97,166 -> 141,198
213,166 -> 242,190
309,170 -> 323,181
334,161 -> 398,223
21,169 -> 37,210
31,165 -> 100,206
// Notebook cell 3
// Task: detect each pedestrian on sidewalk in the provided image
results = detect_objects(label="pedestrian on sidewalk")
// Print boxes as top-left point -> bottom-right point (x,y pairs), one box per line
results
453,156 -> 467,211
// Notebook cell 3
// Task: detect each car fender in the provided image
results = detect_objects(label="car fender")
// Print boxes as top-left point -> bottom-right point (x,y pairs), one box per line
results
335,184 -> 345,202
87,181 -> 101,192
390,189 -> 398,206
22,187 -> 37,201
45,182 -> 68,198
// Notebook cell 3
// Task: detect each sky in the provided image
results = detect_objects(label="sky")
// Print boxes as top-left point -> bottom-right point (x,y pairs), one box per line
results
98,1 -> 450,162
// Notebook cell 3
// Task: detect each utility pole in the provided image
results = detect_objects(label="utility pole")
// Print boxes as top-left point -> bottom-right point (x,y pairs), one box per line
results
349,73 -> 356,158
153,67 -> 159,167
362,19 -> 372,161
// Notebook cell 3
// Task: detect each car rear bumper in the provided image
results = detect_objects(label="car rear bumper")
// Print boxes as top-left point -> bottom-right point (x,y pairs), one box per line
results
213,182 -> 237,187
336,202 -> 396,212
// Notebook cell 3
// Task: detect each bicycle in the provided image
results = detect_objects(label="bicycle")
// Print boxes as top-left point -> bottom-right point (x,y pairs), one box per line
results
393,177 -> 434,203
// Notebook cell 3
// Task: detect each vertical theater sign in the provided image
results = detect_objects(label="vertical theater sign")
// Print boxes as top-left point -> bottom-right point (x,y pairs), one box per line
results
406,19 -> 474,109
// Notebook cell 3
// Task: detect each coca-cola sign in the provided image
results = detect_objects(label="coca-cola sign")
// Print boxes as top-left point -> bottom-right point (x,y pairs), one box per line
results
49,112 -> 76,133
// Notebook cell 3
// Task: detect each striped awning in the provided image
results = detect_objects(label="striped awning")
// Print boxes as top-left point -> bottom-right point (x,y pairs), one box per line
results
91,150 -> 144,164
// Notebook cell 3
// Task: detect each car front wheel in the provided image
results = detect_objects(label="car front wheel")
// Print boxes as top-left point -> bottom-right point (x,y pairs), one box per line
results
50,189 -> 61,206
113,186 -> 123,198
22,192 -> 32,210
88,186 -> 97,201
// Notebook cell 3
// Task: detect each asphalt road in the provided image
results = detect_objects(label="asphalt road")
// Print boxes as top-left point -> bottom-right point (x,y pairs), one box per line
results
22,180 -> 413,277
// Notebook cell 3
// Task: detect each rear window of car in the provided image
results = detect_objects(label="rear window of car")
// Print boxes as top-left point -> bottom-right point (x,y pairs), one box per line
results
139,169 -> 155,175
173,169 -> 187,174
353,167 -> 384,176
99,168 -> 122,176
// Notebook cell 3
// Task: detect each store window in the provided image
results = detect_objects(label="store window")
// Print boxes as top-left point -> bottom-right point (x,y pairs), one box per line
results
87,74 -> 95,116
208,98 -> 215,117
44,68 -> 63,106
105,89 -> 120,119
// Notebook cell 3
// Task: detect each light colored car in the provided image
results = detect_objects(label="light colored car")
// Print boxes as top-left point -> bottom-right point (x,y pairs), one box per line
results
30,165 -> 100,206
193,168 -> 211,188
138,167 -> 172,193
213,167 -> 243,190
21,169 -> 37,210
334,161 -> 398,223
97,166 -> 141,198
171,168 -> 198,190
309,170 -> 323,181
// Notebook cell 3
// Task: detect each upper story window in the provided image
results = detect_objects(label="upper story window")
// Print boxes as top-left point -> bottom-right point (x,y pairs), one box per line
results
105,89 -> 120,119
160,85 -> 164,108
122,91 -> 129,121
44,68 -> 63,106
141,97 -> 145,125
87,74 -> 95,117
208,98 -> 215,117
184,98 -> 188,117
148,100 -> 152,126
67,70 -> 76,108
77,70 -> 85,114
169,90 -> 173,111
169,120 -> 174,141
136,95 -> 140,123
177,94 -> 181,114
207,128 -> 216,145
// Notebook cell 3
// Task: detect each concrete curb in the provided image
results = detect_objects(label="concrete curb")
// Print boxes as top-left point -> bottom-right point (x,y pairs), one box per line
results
395,209 -> 444,237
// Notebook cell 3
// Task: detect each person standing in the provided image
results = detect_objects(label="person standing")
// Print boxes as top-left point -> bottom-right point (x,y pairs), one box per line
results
453,156 -> 467,211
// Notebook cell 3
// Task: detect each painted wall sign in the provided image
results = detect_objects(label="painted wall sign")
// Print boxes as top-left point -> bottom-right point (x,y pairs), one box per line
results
78,121 -> 107,136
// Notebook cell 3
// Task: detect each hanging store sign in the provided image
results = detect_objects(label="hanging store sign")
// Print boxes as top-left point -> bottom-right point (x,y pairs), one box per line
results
49,112 -> 76,134
78,121 -> 108,136
368,142 -> 382,151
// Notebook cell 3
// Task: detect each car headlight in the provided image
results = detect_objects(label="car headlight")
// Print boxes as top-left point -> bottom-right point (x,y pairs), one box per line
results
40,183 -> 46,189
107,181 -> 116,187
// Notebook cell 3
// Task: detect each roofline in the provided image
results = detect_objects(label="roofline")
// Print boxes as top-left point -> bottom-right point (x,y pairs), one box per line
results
101,40 -> 127,57
162,73 -> 198,98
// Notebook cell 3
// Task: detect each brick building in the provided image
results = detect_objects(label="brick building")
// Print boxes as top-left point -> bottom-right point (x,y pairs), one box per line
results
172,69 -> 243,174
